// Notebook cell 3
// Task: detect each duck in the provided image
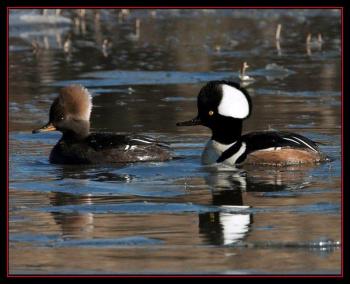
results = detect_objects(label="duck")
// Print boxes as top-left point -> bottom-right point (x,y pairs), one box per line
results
239,62 -> 255,82
32,85 -> 171,164
176,80 -> 328,166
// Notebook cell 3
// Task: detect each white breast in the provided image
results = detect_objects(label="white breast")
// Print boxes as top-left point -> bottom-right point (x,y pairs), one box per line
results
201,140 -> 236,165
223,142 -> 246,165
201,140 -> 247,166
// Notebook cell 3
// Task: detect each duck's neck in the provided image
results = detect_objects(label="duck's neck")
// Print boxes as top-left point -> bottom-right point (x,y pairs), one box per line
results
62,120 -> 90,141
240,67 -> 245,77
211,119 -> 243,145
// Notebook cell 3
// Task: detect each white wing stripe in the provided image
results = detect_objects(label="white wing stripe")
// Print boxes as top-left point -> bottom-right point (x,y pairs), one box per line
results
291,136 -> 318,152
130,138 -> 153,144
283,137 -> 300,144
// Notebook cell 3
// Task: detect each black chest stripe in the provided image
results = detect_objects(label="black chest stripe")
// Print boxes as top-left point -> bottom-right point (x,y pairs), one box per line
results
216,141 -> 243,163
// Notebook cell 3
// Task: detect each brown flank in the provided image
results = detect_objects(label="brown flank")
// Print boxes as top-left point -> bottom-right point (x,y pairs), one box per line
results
244,148 -> 326,166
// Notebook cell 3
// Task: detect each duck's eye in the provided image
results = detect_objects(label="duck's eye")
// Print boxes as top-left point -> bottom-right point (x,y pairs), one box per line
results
208,110 -> 214,116
58,115 -> 64,121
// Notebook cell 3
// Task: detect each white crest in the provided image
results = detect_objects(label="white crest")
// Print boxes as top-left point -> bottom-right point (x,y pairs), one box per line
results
218,84 -> 250,119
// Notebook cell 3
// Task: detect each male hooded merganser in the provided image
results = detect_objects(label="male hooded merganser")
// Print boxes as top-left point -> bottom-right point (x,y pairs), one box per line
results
32,85 -> 171,164
177,80 -> 328,166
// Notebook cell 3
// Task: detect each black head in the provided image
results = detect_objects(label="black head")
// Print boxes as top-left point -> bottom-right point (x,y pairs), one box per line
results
32,85 -> 92,140
177,81 -> 252,144
177,80 -> 251,125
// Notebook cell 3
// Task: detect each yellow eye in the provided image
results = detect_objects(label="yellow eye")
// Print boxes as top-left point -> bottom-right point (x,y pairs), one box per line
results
208,110 -> 214,116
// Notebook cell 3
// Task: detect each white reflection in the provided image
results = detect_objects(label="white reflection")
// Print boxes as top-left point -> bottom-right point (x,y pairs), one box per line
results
219,211 -> 250,245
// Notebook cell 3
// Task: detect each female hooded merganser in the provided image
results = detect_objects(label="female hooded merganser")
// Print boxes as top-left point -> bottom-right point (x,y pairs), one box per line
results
177,80 -> 328,166
32,85 -> 171,164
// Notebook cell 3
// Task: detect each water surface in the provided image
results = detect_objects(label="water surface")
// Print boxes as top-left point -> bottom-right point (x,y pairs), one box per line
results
9,9 -> 341,275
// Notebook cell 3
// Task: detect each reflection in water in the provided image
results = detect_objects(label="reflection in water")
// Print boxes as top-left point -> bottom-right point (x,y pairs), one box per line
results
126,18 -> 141,42
199,189 -> 251,246
48,166 -> 135,240
306,33 -> 324,56
50,192 -> 94,240
275,23 -> 282,56
44,158 -> 335,249
199,163 -> 319,246
118,9 -> 130,22
54,164 -> 134,183
63,34 -> 72,54
204,163 -> 317,192
101,38 -> 112,58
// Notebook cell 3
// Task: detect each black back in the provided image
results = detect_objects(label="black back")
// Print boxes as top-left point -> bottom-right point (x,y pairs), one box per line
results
216,130 -> 322,164
241,131 -> 320,154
